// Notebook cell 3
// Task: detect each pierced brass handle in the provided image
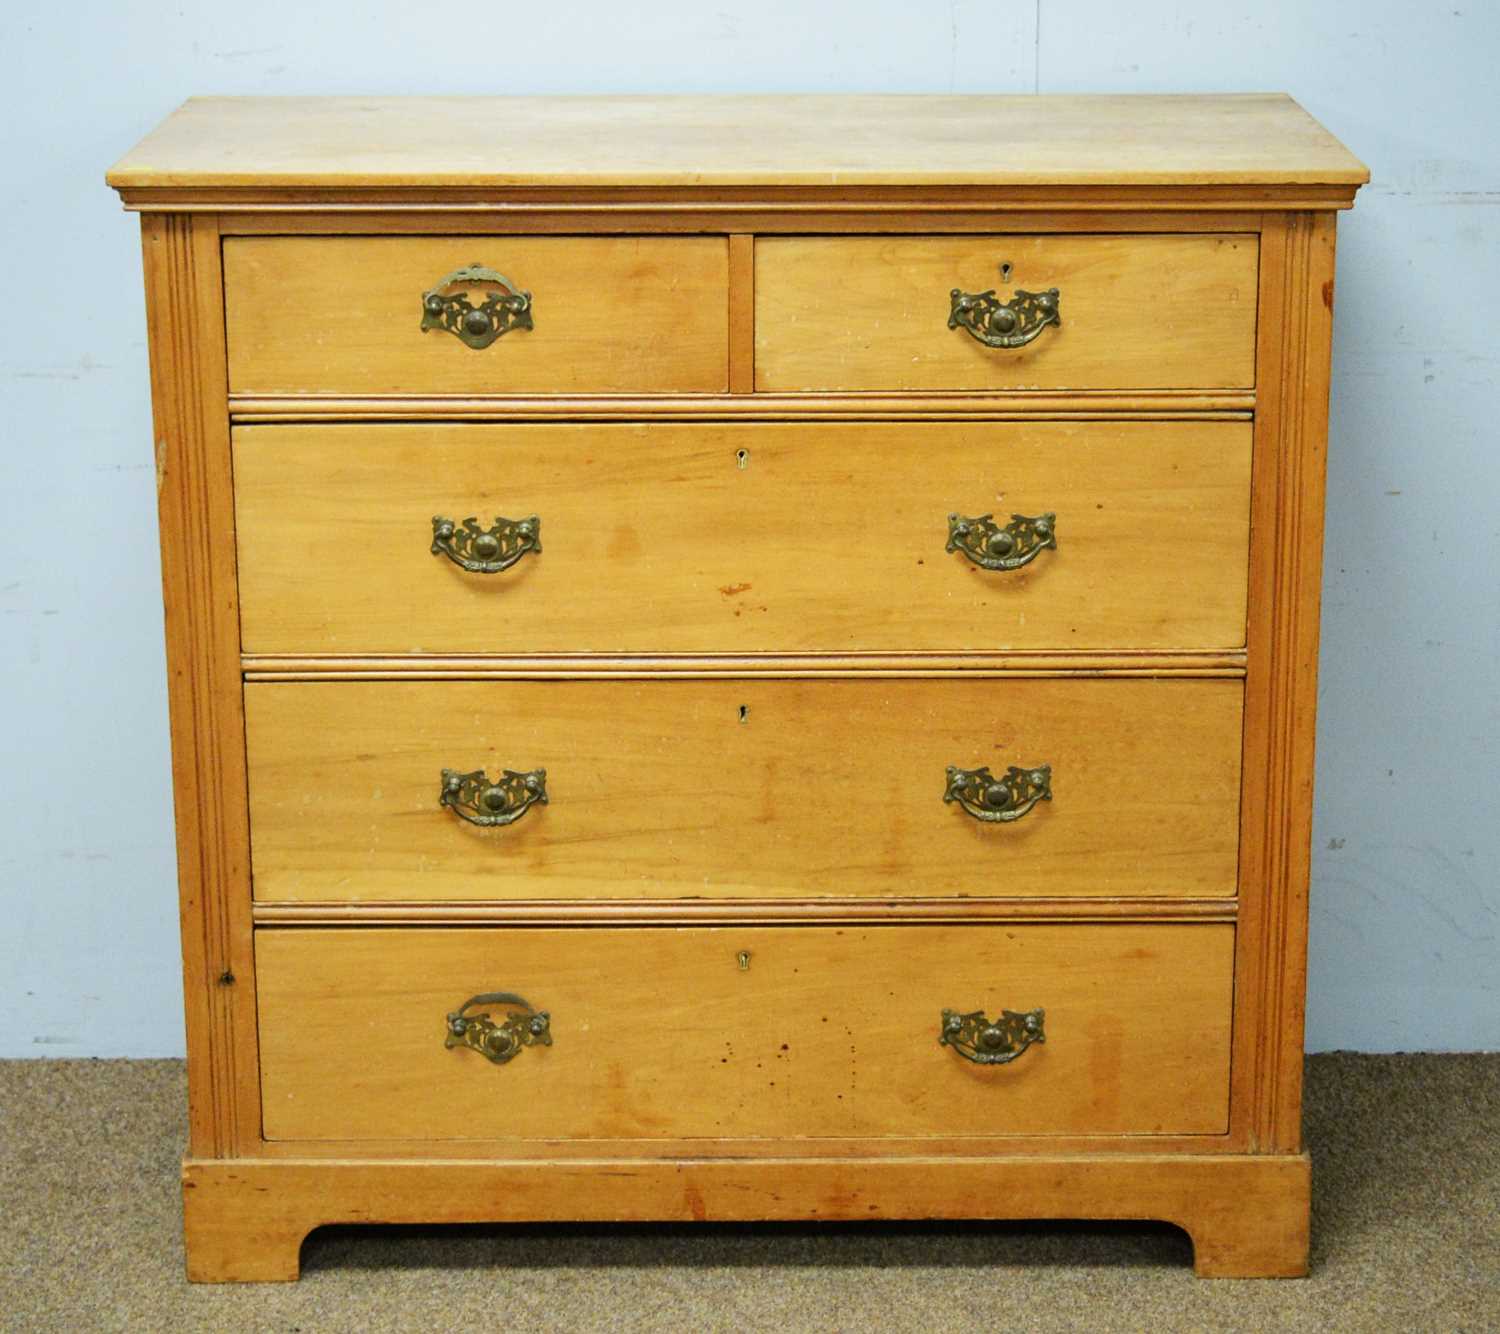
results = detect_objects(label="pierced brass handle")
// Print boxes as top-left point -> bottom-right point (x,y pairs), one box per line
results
431,515 -> 541,573
420,262 -> 534,349
441,767 -> 547,827
446,993 -> 552,1065
948,286 -> 1060,348
947,512 -> 1056,571
940,1007 -> 1045,1065
945,764 -> 1052,823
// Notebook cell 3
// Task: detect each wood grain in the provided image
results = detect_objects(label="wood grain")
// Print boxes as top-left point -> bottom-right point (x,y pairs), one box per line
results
215,208 -> 1275,235
727,234 -> 755,393
1234,213 -> 1340,1154
240,649 -> 1248,680
232,420 -> 1252,655
139,214 -> 260,1155
243,678 -> 1243,902
182,1151 -> 1310,1281
107,95 -> 1368,191
223,236 -> 729,395
251,896 -> 1237,925
755,234 -> 1258,391
228,392 -> 1259,419
255,924 -> 1234,1141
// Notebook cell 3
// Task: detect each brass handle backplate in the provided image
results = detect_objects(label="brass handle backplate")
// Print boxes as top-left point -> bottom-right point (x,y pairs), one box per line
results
941,1007 -> 1045,1065
441,767 -> 548,827
420,262 -> 534,349
446,992 -> 552,1065
431,515 -> 541,573
945,764 -> 1052,823
947,512 -> 1056,571
948,286 -> 1060,349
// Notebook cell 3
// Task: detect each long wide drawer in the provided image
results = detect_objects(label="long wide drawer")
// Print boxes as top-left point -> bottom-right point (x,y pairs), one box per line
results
256,924 -> 1235,1141
244,678 -> 1243,902
754,234 -> 1258,391
233,420 -> 1252,654
223,236 -> 730,395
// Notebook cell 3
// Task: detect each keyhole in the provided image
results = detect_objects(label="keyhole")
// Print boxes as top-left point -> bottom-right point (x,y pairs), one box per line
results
736,449 -> 750,470
737,950 -> 752,971
999,262 -> 1013,283
738,704 -> 749,723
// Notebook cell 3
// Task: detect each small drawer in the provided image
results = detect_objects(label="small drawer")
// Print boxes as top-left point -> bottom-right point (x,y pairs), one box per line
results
243,678 -> 1243,902
256,923 -> 1235,1141
754,234 -> 1258,392
232,419 -> 1251,654
223,236 -> 729,395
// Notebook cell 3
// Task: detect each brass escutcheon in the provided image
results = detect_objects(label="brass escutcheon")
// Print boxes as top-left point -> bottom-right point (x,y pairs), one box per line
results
440,767 -> 548,827
445,993 -> 552,1065
431,515 -> 541,574
945,763 -> 1052,823
948,285 -> 1060,349
420,262 -> 534,350
946,512 -> 1056,572
940,1007 -> 1045,1065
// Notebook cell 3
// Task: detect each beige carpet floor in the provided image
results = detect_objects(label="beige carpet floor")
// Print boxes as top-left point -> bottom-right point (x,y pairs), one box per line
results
0,1054 -> 1495,1332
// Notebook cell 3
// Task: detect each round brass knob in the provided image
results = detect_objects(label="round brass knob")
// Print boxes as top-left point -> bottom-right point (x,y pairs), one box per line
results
1036,290 -> 1058,315
983,783 -> 1012,809
462,308 -> 492,339
1033,517 -> 1052,541
472,532 -> 501,561
988,306 -> 1018,334
483,1029 -> 517,1060
979,1025 -> 1007,1051
986,530 -> 1016,558
424,294 -> 445,315
481,785 -> 510,813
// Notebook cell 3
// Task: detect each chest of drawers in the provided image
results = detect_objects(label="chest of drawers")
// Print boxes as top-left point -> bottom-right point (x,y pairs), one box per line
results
107,95 -> 1365,1281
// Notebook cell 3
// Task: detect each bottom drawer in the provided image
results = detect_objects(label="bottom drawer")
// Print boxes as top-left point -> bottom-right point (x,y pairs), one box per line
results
257,924 -> 1233,1141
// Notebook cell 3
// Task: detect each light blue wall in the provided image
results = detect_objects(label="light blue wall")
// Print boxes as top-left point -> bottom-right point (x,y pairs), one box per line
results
2,2 -> 1494,1055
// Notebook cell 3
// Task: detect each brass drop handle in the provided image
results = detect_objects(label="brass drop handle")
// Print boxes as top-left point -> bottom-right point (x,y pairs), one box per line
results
940,1007 -> 1045,1065
431,515 -> 540,573
440,767 -> 548,827
420,262 -> 533,349
945,764 -> 1052,823
948,286 -> 1060,349
947,512 -> 1056,571
445,993 -> 552,1065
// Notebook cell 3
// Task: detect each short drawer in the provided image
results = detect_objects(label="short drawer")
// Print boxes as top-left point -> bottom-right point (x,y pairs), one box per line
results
754,235 -> 1258,391
256,923 -> 1235,1141
223,236 -> 729,395
233,419 -> 1251,654
244,678 -> 1243,902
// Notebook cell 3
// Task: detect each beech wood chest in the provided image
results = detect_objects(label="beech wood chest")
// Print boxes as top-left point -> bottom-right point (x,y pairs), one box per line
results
107,94 -> 1366,1280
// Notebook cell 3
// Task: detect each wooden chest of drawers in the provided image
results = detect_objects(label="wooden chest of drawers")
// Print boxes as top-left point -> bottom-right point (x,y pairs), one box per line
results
107,94 -> 1365,1281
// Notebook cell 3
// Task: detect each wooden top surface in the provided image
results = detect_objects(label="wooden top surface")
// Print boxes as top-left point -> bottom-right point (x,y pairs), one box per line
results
107,94 -> 1367,191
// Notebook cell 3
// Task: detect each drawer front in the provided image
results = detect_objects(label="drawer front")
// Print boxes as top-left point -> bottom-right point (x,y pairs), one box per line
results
223,236 -> 729,395
234,420 -> 1251,654
754,235 -> 1258,391
244,678 -> 1242,902
257,924 -> 1234,1141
